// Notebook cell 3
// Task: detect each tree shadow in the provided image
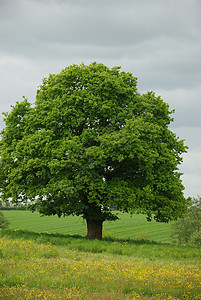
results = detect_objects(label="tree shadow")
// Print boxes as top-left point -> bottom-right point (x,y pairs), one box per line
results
0,229 -> 163,246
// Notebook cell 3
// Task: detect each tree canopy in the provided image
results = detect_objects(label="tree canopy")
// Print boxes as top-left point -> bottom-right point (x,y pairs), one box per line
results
0,62 -> 188,239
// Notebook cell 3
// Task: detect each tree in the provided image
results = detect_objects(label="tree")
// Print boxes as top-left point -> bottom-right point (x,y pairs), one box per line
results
0,211 -> 10,229
172,195 -> 201,245
0,62 -> 188,239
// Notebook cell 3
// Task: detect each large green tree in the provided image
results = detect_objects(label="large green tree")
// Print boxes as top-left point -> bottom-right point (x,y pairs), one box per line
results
0,62 -> 187,239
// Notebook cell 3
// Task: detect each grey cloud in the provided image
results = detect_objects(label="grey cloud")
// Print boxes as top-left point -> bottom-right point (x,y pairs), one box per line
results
1,0 -> 200,94
120,36 -> 201,90
1,0 -> 200,52
182,173 -> 201,198
179,147 -> 201,197
0,0 -> 201,197
168,127 -> 201,197
171,127 -> 201,150
158,86 -> 201,127
182,148 -> 201,177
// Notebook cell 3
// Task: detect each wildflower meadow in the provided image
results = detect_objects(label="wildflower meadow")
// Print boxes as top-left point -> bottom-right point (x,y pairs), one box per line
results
0,231 -> 200,299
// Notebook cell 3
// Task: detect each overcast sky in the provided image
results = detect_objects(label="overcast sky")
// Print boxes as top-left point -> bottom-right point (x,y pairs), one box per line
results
0,0 -> 200,198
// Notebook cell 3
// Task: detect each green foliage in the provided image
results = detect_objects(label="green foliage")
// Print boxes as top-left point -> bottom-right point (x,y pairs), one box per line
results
172,195 -> 201,245
0,62 -> 188,238
0,211 -> 10,229
190,231 -> 201,246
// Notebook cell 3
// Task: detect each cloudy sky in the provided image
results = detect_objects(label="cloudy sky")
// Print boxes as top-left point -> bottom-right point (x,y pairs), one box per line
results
0,0 -> 200,197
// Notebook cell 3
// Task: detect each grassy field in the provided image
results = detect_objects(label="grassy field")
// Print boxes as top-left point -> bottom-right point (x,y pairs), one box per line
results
0,230 -> 200,299
1,210 -> 200,299
3,210 -> 172,242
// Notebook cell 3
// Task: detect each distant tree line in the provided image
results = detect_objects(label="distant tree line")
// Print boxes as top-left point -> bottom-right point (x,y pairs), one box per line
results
0,201 -> 26,210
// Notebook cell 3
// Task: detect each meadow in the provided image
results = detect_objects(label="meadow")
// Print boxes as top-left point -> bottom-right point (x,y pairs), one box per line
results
0,210 -> 201,299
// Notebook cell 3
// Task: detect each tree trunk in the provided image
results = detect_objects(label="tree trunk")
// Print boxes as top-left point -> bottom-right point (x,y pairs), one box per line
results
86,219 -> 103,239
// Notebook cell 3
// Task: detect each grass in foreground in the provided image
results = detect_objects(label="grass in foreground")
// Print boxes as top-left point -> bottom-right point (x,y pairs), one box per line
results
0,230 -> 200,299
1,229 -> 201,262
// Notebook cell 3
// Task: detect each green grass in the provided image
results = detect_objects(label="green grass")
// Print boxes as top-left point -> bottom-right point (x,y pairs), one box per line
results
0,232 -> 200,299
2,210 -> 173,242
1,229 -> 200,262
1,210 -> 200,299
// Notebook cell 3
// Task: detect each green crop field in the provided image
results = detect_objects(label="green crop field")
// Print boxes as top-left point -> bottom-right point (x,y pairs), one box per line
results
3,210 -> 173,242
